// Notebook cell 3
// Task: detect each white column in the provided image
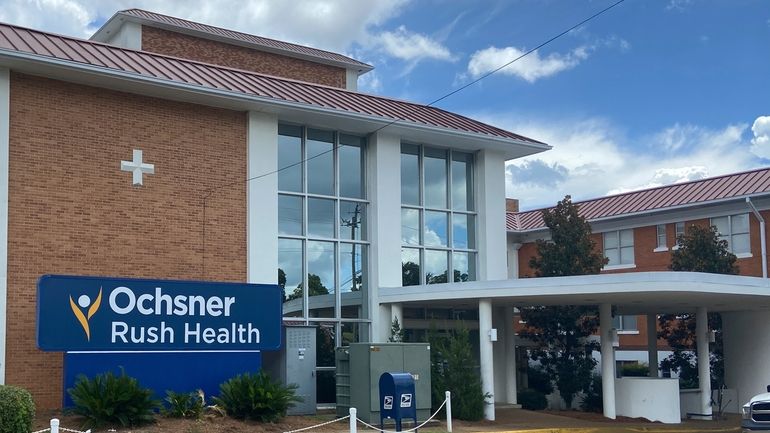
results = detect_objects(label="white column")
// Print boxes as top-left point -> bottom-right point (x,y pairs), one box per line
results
476,150 -> 507,281
479,299 -> 495,420
647,313 -> 659,378
368,131 -> 402,342
247,112 -> 278,284
507,243 -> 522,279
696,306 -> 712,417
505,306 -> 518,404
600,303 -> 616,419
0,68 -> 9,385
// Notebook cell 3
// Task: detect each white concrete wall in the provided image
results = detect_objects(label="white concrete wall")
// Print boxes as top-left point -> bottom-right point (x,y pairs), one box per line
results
367,131 -> 402,342
0,68 -> 9,384
723,311 -> 770,407
476,150 -> 507,281
247,112 -> 278,284
615,377 -> 681,424
105,21 -> 142,50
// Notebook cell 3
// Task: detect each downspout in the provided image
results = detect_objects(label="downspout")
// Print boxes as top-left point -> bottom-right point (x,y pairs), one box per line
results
746,197 -> 767,278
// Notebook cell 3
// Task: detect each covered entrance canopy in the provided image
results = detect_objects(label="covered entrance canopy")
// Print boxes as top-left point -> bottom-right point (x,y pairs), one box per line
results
379,271 -> 770,421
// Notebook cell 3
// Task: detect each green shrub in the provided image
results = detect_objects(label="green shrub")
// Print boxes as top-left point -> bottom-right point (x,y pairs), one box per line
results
579,374 -> 603,413
517,389 -> 547,410
213,372 -> 300,422
67,370 -> 160,427
526,365 -> 554,395
163,390 -> 204,419
0,385 -> 35,433
621,362 -> 649,377
428,326 -> 488,421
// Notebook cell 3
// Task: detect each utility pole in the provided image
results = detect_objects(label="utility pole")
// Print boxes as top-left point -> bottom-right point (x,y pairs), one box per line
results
340,203 -> 361,291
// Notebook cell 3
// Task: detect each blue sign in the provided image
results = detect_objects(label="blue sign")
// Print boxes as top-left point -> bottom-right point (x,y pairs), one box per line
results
37,275 -> 282,351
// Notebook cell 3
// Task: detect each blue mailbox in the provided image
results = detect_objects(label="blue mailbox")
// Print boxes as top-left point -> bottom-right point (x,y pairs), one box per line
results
379,372 -> 417,431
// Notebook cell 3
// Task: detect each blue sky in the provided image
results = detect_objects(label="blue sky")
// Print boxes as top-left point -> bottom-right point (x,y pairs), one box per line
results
1,0 -> 768,209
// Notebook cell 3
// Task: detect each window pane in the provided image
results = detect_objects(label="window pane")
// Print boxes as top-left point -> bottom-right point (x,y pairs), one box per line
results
339,243 -> 364,293
676,222 -> 685,237
605,247 -> 619,266
452,153 -> 473,211
402,248 -> 421,286
453,252 -> 476,282
620,246 -> 635,265
424,148 -> 447,209
623,315 -> 638,331
307,129 -> 334,196
339,201 -> 365,241
278,238 -> 303,313
732,233 -> 750,254
307,241 -> 335,317
424,210 -> 448,247
712,216 -> 729,236
401,208 -> 420,245
425,249 -> 449,284
401,144 -> 420,205
604,231 -> 618,250
307,198 -> 335,238
339,135 -> 364,199
341,322 -> 367,343
612,315 -> 621,329
278,194 -> 303,236
278,125 -> 302,192
452,214 -> 475,249
620,229 -> 634,247
732,213 -> 749,234
656,225 -> 666,248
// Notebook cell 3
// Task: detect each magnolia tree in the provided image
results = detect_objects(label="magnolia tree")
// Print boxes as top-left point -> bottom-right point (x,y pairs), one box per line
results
520,195 -> 608,408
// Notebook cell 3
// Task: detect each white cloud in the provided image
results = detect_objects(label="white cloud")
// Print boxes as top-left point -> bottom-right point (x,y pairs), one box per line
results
750,116 -> 770,159
474,114 -> 761,210
467,45 -> 590,83
369,25 -> 454,63
0,0 -> 409,52
666,0 -> 694,11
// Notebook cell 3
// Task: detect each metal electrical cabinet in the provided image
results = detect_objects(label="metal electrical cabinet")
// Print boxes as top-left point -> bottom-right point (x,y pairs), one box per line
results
335,343 -> 431,423
262,326 -> 317,415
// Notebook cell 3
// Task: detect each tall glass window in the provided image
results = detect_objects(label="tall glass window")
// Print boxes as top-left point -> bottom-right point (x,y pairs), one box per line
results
277,125 -> 369,327
400,144 -> 476,285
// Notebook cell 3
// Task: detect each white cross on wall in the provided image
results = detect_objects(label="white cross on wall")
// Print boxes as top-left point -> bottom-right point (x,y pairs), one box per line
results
120,149 -> 155,186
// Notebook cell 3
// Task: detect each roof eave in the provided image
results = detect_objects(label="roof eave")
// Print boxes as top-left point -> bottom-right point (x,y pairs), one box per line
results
507,191 -> 770,234
90,12 -> 374,74
0,49 -> 546,157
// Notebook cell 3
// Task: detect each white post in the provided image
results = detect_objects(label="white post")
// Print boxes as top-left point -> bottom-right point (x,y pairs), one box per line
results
647,313 -> 659,378
479,298 -> 495,420
349,407 -> 357,433
600,303 -> 616,419
505,306 -> 518,404
50,418 -> 60,433
696,306 -> 712,417
445,391 -> 453,433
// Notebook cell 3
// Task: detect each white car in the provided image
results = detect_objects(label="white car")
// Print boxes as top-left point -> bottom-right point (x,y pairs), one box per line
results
742,386 -> 770,432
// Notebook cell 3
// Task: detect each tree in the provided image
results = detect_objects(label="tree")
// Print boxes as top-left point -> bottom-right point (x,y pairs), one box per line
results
402,261 -> 420,286
520,195 -> 608,409
388,317 -> 405,342
286,274 -> 330,301
659,224 -> 737,388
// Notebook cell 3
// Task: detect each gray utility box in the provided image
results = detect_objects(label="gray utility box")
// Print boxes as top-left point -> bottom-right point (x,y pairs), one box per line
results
262,326 -> 316,415
336,343 -> 431,423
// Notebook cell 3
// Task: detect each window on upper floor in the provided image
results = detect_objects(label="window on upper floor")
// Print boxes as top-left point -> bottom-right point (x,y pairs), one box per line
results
603,229 -> 634,267
400,143 -> 476,285
613,315 -> 638,332
655,224 -> 667,251
711,213 -> 750,256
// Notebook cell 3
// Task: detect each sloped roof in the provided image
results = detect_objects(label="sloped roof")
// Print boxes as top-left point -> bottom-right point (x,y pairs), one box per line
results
508,167 -> 770,231
0,22 -> 545,145
94,9 -> 373,72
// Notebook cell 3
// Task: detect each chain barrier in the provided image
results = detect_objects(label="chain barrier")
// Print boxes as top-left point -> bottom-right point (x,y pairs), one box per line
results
60,427 -> 91,433
282,414 -> 351,433
30,420 -> 91,433
356,397 -> 448,433
31,428 -> 50,433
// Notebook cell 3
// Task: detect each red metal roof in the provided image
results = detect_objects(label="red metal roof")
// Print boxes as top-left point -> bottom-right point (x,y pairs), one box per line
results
0,22 -> 544,145
117,9 -> 373,71
508,167 -> 770,231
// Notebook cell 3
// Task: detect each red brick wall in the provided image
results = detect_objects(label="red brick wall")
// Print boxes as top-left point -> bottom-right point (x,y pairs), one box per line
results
6,73 -> 247,409
141,26 -> 347,88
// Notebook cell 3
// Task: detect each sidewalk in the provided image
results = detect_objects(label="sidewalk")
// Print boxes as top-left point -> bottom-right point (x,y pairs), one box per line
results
444,408 -> 741,433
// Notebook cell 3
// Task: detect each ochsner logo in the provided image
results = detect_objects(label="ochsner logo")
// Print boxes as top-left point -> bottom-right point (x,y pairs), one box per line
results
69,288 -> 103,341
